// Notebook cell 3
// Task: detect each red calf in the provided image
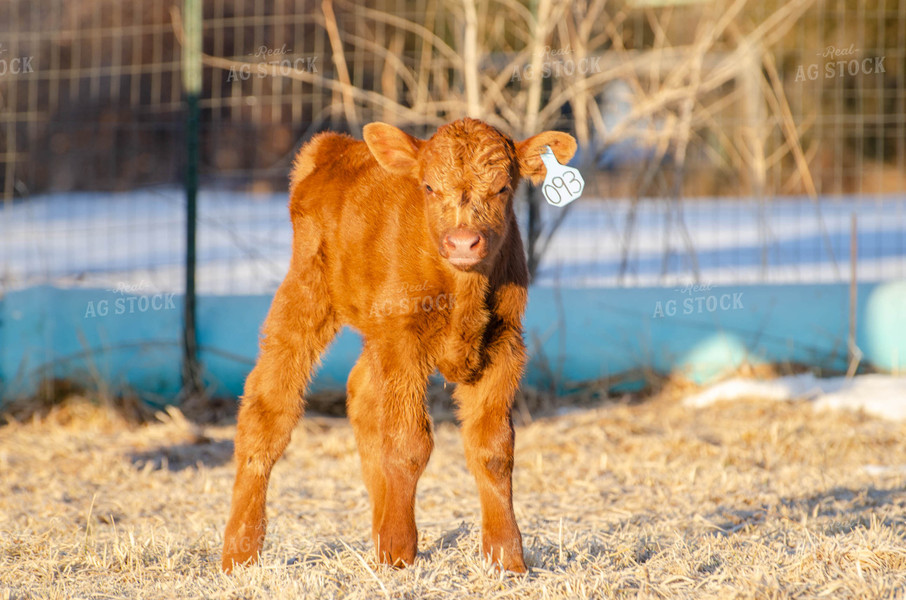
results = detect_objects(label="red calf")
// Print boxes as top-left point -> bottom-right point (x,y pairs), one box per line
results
222,117 -> 577,573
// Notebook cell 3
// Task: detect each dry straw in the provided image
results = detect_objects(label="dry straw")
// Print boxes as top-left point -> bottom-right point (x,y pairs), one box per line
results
2,391 -> 906,599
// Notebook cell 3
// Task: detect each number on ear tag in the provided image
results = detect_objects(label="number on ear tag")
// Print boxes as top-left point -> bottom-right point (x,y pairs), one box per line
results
540,145 -> 584,207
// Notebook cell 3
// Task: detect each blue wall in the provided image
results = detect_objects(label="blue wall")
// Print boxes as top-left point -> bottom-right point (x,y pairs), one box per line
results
1,282 -> 904,405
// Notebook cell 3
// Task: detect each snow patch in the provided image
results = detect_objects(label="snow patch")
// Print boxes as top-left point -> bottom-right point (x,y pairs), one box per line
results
684,373 -> 906,420
862,464 -> 906,476
2,190 -> 905,294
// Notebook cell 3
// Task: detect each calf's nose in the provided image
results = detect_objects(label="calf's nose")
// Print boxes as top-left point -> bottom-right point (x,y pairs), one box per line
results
444,230 -> 482,254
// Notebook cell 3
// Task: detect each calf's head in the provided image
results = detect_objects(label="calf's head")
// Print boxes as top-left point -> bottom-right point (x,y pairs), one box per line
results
364,118 -> 576,271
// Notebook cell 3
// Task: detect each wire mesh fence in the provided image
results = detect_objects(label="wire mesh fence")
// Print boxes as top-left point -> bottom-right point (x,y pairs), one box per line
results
1,0 -> 904,298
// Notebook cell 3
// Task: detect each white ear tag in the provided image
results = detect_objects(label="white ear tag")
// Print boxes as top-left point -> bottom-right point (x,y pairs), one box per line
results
540,145 -> 584,207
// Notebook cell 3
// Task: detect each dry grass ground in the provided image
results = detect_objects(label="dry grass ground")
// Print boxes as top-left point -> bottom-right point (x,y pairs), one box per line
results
2,392 -> 906,599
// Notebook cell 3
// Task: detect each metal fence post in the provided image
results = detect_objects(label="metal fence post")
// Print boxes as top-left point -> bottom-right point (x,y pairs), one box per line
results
181,0 -> 203,402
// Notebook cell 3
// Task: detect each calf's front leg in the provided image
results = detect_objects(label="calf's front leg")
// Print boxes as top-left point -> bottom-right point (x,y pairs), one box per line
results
349,344 -> 434,567
454,328 -> 527,573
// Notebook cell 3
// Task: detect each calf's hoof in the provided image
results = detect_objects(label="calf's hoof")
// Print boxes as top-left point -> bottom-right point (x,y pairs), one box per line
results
483,548 -> 527,574
483,535 -> 526,573
222,522 -> 264,572
376,523 -> 418,568
500,554 -> 527,574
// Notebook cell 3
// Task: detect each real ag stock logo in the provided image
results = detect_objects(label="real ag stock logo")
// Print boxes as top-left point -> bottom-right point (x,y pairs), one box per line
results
652,283 -> 744,319
368,281 -> 456,318
84,281 -> 177,319
510,45 -> 602,82
0,43 -> 35,75
794,44 -> 886,82
226,44 -> 318,81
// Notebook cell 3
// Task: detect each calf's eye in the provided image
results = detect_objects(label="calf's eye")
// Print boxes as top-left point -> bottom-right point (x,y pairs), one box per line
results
497,186 -> 509,195
424,184 -> 434,194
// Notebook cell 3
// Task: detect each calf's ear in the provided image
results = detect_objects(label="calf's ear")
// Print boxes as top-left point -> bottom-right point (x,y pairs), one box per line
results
363,122 -> 423,178
515,131 -> 577,185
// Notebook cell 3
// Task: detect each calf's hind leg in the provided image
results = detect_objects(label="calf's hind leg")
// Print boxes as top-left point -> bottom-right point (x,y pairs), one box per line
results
346,353 -> 387,546
222,254 -> 338,572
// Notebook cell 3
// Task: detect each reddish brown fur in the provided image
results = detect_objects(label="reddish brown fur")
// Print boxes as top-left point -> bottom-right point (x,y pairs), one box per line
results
222,118 -> 577,573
